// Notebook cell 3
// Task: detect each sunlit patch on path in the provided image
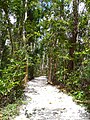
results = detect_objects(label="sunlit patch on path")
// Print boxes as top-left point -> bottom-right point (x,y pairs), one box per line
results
14,76 -> 90,120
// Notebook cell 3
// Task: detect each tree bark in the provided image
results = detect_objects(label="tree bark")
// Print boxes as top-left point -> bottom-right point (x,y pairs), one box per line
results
68,0 -> 79,72
48,53 -> 52,84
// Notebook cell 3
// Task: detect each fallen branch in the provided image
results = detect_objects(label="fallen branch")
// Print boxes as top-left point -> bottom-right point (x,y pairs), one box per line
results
74,100 -> 90,104
0,111 -> 2,120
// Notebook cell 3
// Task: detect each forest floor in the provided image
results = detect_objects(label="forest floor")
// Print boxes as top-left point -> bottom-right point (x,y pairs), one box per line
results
14,76 -> 90,120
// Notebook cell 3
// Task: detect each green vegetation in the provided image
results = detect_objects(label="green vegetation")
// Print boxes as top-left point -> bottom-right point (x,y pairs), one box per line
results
1,97 -> 25,120
0,0 -> 90,115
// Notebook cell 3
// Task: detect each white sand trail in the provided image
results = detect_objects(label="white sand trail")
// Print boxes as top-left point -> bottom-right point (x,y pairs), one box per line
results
14,76 -> 90,120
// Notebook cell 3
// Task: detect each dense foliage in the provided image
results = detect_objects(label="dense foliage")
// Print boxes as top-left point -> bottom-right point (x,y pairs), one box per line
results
39,0 -> 90,101
0,0 -> 90,107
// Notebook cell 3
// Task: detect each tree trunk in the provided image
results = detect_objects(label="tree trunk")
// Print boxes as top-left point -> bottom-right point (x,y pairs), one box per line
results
60,0 -> 64,18
4,11 -> 14,54
68,0 -> 79,72
48,53 -> 52,84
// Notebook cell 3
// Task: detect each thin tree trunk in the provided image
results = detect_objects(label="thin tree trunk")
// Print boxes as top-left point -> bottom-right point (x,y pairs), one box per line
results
48,53 -> 52,84
4,11 -> 14,54
60,0 -> 64,18
24,0 -> 28,82
52,39 -> 57,83
2,1 -> 14,54
8,20 -> 14,54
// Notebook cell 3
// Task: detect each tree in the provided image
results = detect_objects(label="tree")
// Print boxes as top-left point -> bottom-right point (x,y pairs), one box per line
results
0,0 -> 90,106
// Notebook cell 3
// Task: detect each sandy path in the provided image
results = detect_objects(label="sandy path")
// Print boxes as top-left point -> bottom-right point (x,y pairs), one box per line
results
14,76 -> 90,120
